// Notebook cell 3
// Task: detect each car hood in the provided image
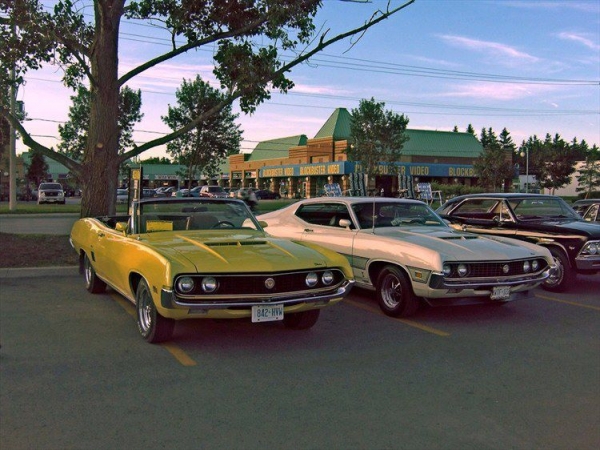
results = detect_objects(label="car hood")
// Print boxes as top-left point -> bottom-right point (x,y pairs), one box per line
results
373,226 -> 547,261
142,231 -> 332,272
523,219 -> 600,237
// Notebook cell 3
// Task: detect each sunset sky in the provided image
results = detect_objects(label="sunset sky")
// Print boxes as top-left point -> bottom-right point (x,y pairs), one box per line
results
16,0 -> 600,158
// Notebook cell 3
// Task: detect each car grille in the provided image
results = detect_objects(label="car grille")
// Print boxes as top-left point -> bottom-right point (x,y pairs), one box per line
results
444,258 -> 549,280
174,269 -> 346,300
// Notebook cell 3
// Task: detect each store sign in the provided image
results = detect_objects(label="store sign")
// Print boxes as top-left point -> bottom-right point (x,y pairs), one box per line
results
260,161 -> 475,178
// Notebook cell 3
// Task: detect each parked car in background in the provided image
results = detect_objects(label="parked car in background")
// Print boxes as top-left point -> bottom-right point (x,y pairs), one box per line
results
199,185 -> 227,198
37,182 -> 65,205
174,188 -> 190,197
70,197 -> 354,343
582,203 -> 599,222
188,186 -> 201,197
116,188 -> 128,204
258,197 -> 555,317
254,189 -> 281,200
437,193 -> 600,292
142,188 -> 156,198
572,198 -> 599,216
154,186 -> 176,197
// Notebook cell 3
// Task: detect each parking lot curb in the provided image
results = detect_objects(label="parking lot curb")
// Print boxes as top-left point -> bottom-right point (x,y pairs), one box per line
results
0,266 -> 79,279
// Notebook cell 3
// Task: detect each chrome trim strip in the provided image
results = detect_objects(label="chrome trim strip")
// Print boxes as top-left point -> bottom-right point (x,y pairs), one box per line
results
163,280 -> 354,309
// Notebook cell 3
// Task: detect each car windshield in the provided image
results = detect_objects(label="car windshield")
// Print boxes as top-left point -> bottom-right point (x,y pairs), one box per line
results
136,199 -> 262,233
352,202 -> 444,229
40,183 -> 62,190
511,198 -> 580,220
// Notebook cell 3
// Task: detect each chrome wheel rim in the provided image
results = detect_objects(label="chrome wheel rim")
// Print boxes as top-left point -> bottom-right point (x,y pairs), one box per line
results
545,255 -> 564,287
137,287 -> 152,333
84,257 -> 92,287
381,273 -> 402,309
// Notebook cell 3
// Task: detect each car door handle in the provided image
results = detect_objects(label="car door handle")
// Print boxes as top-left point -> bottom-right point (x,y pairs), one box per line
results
97,232 -> 105,238
304,228 -> 314,233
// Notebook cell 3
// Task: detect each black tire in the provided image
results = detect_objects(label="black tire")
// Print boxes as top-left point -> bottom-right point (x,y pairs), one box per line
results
376,265 -> 420,317
136,278 -> 175,343
542,247 -> 574,293
84,253 -> 106,294
283,309 -> 320,330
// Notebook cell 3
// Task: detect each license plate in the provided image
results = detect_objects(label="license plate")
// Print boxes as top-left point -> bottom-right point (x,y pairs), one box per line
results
252,304 -> 284,323
491,286 -> 511,300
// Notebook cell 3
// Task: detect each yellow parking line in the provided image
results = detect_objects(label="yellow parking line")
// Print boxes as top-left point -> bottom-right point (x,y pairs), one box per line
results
345,299 -> 450,337
110,293 -> 197,366
534,293 -> 600,311
161,343 -> 197,366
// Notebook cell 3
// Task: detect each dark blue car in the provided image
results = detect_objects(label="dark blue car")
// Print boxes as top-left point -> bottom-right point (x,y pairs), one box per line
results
437,193 -> 600,292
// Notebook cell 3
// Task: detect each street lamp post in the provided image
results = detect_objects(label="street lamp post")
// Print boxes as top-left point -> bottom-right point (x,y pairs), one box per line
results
520,148 -> 529,193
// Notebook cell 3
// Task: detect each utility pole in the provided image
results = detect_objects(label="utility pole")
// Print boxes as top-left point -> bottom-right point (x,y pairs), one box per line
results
9,60 -> 17,211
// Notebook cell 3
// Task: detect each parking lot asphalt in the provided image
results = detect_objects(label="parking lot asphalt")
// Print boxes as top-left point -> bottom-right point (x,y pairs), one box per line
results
1,274 -> 599,450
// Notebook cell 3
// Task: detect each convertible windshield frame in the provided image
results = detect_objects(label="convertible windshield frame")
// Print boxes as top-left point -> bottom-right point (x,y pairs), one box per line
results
130,198 -> 263,234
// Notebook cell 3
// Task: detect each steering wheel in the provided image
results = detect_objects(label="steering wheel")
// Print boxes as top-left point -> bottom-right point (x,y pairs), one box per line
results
212,220 -> 235,228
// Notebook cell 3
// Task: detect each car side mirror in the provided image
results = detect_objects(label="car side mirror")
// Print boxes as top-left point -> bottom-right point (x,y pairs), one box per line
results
258,220 -> 268,228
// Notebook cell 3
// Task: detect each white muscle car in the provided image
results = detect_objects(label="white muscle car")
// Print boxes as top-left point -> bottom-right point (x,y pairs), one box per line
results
258,197 -> 556,317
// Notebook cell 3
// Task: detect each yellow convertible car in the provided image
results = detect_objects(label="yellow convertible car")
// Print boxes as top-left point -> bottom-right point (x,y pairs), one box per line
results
70,197 -> 354,343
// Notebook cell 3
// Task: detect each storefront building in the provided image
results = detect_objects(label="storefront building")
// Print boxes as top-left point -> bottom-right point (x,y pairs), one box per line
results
15,107 -> 483,197
227,108 -> 483,198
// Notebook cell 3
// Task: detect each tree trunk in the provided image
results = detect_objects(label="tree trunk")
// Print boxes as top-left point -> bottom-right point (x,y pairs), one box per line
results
80,1 -> 124,218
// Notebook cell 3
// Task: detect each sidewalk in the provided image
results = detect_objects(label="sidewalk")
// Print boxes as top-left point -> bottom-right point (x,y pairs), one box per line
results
0,266 -> 79,279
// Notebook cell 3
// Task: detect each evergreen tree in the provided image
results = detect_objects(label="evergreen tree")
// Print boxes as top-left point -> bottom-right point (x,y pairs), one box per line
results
473,127 -> 513,191
535,134 -> 577,194
25,149 -> 49,186
466,124 -> 476,138
576,144 -> 600,198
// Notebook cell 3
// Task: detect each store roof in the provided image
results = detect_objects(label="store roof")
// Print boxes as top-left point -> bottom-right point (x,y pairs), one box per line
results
311,107 -> 482,158
246,135 -> 308,161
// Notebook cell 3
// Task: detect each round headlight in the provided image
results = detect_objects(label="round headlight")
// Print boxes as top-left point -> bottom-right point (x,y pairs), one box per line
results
532,260 -> 539,271
305,272 -> 318,287
201,276 -> 218,293
321,270 -> 334,285
523,261 -> 531,273
588,243 -> 598,255
457,264 -> 468,277
442,264 -> 452,276
177,276 -> 195,293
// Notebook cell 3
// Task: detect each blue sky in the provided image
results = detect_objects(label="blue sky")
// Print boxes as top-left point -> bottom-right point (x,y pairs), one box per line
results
17,0 -> 600,158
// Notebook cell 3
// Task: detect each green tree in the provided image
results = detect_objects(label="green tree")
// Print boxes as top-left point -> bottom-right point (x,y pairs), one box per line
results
1,0 -> 416,217
58,86 -> 143,161
346,97 -> 410,182
140,157 -> 172,165
473,127 -> 514,191
575,144 -> 600,198
25,149 -> 49,187
466,123 -> 476,137
536,133 -> 577,194
163,76 -> 242,188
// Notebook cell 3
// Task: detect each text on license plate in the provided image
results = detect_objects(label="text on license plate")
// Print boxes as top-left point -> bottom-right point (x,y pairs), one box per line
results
491,286 -> 511,300
252,304 -> 284,323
